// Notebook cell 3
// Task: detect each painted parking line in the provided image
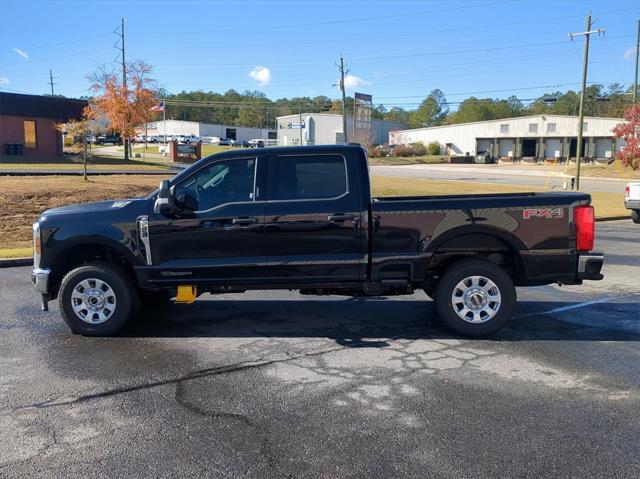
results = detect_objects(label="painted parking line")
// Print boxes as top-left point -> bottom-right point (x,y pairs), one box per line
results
513,296 -> 614,320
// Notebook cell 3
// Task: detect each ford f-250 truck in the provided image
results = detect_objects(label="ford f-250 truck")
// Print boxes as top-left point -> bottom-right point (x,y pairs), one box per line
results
32,145 -> 604,337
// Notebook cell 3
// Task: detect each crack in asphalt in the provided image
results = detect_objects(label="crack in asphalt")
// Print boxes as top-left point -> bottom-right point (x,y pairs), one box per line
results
175,381 -> 292,479
14,345 -> 349,412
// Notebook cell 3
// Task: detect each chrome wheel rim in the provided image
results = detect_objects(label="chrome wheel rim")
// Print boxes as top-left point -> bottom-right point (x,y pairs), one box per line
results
70,278 -> 117,324
451,275 -> 501,324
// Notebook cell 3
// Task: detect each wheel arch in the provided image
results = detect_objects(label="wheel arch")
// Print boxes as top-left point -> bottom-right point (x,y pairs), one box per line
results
426,225 -> 526,281
48,238 -> 139,298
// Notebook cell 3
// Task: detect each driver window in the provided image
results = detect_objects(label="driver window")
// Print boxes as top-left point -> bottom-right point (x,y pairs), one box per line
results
174,158 -> 256,211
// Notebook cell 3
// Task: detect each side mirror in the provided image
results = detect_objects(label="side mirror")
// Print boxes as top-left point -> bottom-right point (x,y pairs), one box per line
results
154,179 -> 174,215
176,193 -> 198,212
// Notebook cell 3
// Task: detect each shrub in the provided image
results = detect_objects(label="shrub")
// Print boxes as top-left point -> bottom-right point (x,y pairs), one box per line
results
410,142 -> 427,156
367,145 -> 386,158
427,141 -> 441,156
393,144 -> 414,157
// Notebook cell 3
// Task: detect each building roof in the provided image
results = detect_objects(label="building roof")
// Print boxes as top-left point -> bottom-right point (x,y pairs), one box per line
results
0,92 -> 88,120
393,114 -> 623,134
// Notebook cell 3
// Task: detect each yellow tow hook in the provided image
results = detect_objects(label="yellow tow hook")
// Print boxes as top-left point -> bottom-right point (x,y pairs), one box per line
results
175,285 -> 198,304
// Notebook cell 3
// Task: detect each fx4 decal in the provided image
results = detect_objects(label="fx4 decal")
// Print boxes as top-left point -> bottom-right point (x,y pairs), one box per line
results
522,208 -> 564,219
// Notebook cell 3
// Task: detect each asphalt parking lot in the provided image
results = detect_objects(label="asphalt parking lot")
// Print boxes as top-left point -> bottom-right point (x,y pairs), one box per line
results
1,219 -> 638,478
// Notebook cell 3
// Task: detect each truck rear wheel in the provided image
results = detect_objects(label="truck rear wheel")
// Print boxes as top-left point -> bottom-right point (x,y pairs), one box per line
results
434,259 -> 516,337
58,261 -> 136,336
631,209 -> 640,224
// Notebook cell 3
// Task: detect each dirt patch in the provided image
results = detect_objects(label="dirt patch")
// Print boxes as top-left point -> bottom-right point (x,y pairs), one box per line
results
0,175 -> 170,249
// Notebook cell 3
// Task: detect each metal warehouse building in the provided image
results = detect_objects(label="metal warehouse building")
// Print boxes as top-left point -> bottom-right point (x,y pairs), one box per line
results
277,113 -> 407,146
390,115 -> 625,163
139,120 -> 276,142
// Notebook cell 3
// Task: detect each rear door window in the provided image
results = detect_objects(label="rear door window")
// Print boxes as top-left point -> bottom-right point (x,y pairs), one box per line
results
268,154 -> 347,200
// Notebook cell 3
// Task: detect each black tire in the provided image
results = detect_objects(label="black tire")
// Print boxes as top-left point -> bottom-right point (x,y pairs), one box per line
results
58,261 -> 137,336
434,259 -> 516,337
631,210 -> 640,224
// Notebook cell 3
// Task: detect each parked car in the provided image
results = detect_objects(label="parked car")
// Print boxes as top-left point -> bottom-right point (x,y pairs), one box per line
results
249,139 -> 265,148
219,138 -> 231,146
234,140 -> 250,148
181,135 -> 200,144
31,144 -> 603,337
208,137 -> 221,145
624,181 -> 640,223
148,136 -> 159,144
94,134 -> 122,145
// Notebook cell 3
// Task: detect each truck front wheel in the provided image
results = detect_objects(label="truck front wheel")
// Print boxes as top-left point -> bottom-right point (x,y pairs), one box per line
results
58,261 -> 136,336
434,259 -> 516,337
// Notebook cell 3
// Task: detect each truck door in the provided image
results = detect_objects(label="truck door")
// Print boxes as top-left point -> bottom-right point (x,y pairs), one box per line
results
146,155 -> 266,284
262,150 -> 366,282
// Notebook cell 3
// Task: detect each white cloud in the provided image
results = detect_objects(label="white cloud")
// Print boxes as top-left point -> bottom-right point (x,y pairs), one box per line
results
342,74 -> 371,90
12,48 -> 29,60
624,46 -> 637,61
0,77 -> 9,85
249,66 -> 271,86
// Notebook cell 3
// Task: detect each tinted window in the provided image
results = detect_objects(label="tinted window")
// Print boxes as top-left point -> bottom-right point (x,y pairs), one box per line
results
270,155 -> 347,200
174,158 -> 255,211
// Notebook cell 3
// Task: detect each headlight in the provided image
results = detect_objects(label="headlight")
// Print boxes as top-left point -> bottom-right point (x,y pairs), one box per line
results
32,222 -> 41,267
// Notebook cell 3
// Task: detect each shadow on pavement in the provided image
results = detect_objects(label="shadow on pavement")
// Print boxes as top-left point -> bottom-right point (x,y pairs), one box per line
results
121,297 -> 640,343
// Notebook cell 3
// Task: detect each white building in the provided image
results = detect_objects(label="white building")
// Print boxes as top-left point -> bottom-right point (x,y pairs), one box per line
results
276,113 -> 407,146
390,115 -> 625,162
139,120 -> 276,142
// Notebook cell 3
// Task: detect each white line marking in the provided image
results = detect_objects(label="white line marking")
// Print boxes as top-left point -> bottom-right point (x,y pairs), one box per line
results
513,297 -> 613,320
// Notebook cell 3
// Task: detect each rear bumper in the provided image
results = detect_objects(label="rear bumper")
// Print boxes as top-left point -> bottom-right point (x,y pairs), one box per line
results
576,253 -> 604,281
624,199 -> 640,210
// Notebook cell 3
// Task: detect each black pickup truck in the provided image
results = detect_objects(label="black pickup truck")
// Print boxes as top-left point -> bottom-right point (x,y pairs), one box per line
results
32,145 -> 603,337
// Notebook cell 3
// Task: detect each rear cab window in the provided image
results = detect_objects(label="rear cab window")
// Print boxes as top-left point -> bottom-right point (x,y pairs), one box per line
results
267,154 -> 348,201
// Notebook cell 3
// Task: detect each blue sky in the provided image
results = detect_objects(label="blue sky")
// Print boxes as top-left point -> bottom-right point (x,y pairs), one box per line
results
1,0 -> 639,111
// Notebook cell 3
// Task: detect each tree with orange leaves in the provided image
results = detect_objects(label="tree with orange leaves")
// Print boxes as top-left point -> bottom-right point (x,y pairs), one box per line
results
88,60 -> 158,161
613,103 -> 640,171
55,105 -> 95,180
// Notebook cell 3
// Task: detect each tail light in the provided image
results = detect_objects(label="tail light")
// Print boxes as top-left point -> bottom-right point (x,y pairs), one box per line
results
574,205 -> 594,252
625,185 -> 630,198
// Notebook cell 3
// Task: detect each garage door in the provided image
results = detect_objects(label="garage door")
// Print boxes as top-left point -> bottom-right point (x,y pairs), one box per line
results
594,139 -> 610,159
498,139 -> 514,157
476,139 -> 491,154
545,139 -> 561,159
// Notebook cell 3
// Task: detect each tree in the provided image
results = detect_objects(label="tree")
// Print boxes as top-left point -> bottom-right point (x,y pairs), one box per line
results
55,106 -> 94,180
88,60 -> 158,161
613,103 -> 640,170
409,89 -> 448,128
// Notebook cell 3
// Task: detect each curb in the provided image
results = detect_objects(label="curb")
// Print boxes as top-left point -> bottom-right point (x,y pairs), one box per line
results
596,216 -> 630,222
0,258 -> 31,268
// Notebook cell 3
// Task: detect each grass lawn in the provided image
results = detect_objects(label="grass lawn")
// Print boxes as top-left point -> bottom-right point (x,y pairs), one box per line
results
0,175 -> 627,258
368,155 -> 448,166
0,154 -> 173,171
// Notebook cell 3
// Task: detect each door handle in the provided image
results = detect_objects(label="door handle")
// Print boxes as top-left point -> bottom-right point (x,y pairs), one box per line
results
232,217 -> 258,225
328,213 -> 354,222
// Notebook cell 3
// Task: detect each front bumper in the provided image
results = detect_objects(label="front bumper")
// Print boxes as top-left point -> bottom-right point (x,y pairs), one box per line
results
31,267 -> 51,294
576,253 -> 604,281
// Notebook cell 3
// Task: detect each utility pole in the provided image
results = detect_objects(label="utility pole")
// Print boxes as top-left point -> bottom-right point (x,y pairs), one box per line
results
569,12 -> 604,190
118,17 -> 129,161
337,56 -> 348,143
634,18 -> 639,102
47,69 -> 56,96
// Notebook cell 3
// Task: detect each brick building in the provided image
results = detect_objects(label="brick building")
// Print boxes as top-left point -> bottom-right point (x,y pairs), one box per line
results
0,92 -> 88,157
